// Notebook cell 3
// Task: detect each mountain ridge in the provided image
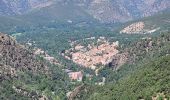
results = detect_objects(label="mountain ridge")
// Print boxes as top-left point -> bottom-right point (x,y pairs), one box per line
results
0,0 -> 169,23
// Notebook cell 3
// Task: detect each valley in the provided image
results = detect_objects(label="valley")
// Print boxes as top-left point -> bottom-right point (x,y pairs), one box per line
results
0,1 -> 170,100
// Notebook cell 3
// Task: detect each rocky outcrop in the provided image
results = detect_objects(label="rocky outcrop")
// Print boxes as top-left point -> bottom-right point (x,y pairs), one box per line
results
109,53 -> 128,70
67,84 -> 84,100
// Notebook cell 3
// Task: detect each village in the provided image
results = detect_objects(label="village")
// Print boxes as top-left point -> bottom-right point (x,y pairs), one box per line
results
120,21 -> 160,34
63,37 -> 119,70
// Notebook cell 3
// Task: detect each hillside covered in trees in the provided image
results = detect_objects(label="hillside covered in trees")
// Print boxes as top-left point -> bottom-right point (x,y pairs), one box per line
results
73,31 -> 170,100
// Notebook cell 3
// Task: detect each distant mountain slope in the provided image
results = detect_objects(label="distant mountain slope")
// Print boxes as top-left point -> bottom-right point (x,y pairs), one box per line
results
0,0 -> 52,15
0,0 -> 169,23
118,11 -> 170,34
19,2 -> 95,24
66,0 -> 170,23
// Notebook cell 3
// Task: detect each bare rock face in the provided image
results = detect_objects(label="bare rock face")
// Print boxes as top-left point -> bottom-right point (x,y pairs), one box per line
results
0,33 -> 49,79
67,84 -> 84,100
109,53 -> 128,70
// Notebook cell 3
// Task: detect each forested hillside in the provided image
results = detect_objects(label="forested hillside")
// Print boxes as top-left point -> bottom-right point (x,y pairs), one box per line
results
0,33 -> 72,99
80,55 -> 170,100
74,32 -> 170,100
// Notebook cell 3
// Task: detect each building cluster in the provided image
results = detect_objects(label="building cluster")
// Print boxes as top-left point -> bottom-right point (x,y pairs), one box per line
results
34,48 -> 60,65
64,69 -> 83,81
70,41 -> 119,69
120,22 -> 145,34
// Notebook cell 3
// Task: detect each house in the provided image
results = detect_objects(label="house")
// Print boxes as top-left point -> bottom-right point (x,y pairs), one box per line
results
68,71 -> 83,81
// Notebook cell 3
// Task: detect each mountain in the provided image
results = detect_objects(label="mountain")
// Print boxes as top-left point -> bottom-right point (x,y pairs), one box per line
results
0,32 -> 49,76
0,0 -> 53,15
0,0 -> 169,23
0,32 -> 70,99
85,0 -> 170,23
0,32 -> 48,99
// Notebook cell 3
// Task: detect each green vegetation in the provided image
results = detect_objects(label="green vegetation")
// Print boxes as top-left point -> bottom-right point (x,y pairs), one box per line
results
0,59 -> 72,100
0,9 -> 169,100
88,55 -> 170,100
74,32 -> 170,100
